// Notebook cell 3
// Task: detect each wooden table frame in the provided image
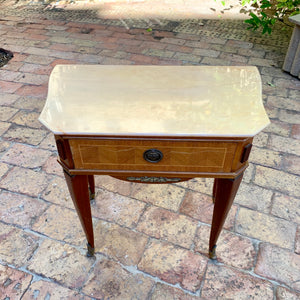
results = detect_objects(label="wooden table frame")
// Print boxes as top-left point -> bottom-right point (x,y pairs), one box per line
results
55,133 -> 253,259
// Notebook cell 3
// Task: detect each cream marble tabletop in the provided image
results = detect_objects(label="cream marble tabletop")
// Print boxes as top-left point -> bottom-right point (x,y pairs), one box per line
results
39,65 -> 270,137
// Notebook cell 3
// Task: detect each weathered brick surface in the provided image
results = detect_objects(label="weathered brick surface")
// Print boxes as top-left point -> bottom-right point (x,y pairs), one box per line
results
180,190 -> 237,230
250,146 -> 282,169
201,36 -> 226,45
95,175 -> 132,196
193,48 -> 219,57
242,160 -> 255,183
0,80 -> 23,93
291,124 -> 300,139
289,89 -> 300,99
138,240 -> 208,292
38,132 -> 57,150
15,84 -> 48,98
202,57 -> 229,65
12,95 -> 45,111
0,167 -> 49,197
10,110 -> 44,128
276,287 -> 300,300
255,243 -> 300,291
3,61 -> 24,71
267,95 -> 300,111
26,46 -> 79,60
0,70 -> 21,81
176,177 -> 213,195
41,176 -> 73,209
236,207 -> 296,249
143,48 -> 174,58
254,165 -> 300,197
82,257 -> 154,299
282,156 -> 299,179
0,162 -> 10,178
0,139 -> 11,152
273,77 -> 300,90
264,103 -> 279,118
93,188 -> 146,228
1,143 -> 52,168
150,283 -> 199,300
0,106 -> 18,121
23,54 -> 55,65
95,221 -> 148,265
166,44 -> 193,53
0,121 -> 11,136
0,265 -> 32,299
130,53 -> 159,64
173,52 -> 201,63
279,109 -> 300,124
32,204 -> 87,245
195,225 -> 256,270
15,72 -> 49,85
263,119 -> 290,137
0,93 -> 20,105
219,52 -> 248,63
0,191 -> 48,227
296,226 -> 300,254
201,264 -> 274,299
269,134 -> 300,155
3,124 -> 48,145
131,183 -> 185,211
271,193 -> 300,223
226,39 -> 253,48
27,239 -> 94,289
137,206 -> 198,248
253,131 -> 269,147
248,57 -> 277,67
234,183 -> 273,213
0,222 -> 39,267
23,280 -> 89,300
239,48 -> 265,58
42,154 -> 64,176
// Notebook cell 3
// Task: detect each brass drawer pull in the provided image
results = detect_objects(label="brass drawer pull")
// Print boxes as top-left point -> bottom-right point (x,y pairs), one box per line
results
143,149 -> 163,163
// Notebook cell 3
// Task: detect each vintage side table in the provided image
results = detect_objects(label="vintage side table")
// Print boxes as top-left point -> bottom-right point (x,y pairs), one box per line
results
39,65 -> 270,259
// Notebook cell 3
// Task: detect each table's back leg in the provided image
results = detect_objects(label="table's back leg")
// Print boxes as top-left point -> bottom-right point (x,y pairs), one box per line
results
209,174 -> 243,259
64,170 -> 95,257
88,175 -> 95,200
212,178 -> 219,204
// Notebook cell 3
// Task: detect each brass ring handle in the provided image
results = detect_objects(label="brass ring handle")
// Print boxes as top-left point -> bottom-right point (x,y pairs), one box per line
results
143,149 -> 163,163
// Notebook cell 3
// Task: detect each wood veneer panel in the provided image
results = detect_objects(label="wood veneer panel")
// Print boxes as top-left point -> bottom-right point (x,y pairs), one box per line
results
69,139 -> 238,173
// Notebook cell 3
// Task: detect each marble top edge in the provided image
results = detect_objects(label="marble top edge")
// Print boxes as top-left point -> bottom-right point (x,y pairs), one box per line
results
39,117 -> 271,138
51,64 -> 260,72
49,65 -> 261,80
40,65 -> 269,137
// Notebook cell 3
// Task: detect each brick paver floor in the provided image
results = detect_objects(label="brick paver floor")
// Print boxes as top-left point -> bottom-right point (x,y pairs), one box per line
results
0,0 -> 299,299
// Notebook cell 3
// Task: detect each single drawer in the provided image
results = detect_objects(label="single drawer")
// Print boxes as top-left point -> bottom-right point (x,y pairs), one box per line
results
69,138 -> 239,173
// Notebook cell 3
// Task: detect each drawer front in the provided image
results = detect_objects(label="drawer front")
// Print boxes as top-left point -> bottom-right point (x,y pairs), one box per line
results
69,139 -> 238,173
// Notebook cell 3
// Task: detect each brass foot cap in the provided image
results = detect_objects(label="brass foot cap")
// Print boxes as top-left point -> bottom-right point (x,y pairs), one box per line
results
209,245 -> 217,260
86,243 -> 95,257
89,188 -> 95,201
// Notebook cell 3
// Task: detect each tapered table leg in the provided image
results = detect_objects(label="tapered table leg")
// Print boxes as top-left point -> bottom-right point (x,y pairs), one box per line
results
64,170 -> 95,257
209,174 -> 243,259
88,175 -> 95,200
212,178 -> 219,204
